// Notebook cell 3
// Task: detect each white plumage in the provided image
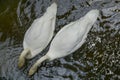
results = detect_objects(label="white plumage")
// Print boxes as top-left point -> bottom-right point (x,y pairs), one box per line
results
18,2 -> 57,68
29,9 -> 99,76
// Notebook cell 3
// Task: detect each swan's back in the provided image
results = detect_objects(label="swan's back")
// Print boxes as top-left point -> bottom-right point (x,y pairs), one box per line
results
47,9 -> 99,60
23,3 -> 57,57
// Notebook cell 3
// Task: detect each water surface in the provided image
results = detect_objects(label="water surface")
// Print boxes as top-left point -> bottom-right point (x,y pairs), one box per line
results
0,0 -> 120,80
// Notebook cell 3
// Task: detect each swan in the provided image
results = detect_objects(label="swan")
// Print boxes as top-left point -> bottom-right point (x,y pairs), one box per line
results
28,9 -> 99,76
18,2 -> 57,68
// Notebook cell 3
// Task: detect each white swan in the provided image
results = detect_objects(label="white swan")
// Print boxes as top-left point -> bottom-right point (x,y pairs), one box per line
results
18,2 -> 57,68
29,9 -> 99,76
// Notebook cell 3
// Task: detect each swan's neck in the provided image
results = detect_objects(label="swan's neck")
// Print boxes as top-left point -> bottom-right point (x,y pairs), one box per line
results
35,55 -> 50,67
21,48 -> 30,58
28,55 -> 50,76
18,48 -> 30,68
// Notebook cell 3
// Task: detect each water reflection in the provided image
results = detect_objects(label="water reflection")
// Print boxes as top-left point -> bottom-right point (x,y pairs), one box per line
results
0,0 -> 120,80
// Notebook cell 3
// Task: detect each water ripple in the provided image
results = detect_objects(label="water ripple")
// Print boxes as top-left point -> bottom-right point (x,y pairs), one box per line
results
0,0 -> 120,80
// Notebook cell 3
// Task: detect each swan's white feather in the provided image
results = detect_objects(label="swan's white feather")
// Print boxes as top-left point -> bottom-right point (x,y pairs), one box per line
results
23,3 -> 57,58
46,9 -> 99,60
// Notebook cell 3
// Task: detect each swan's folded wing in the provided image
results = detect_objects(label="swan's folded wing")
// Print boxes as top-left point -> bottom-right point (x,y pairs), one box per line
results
23,3 -> 57,50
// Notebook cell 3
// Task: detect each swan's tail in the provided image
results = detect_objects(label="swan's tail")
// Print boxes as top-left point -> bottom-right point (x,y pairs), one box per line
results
45,0 -> 57,16
18,48 -> 30,68
28,55 -> 50,76
85,9 -> 99,24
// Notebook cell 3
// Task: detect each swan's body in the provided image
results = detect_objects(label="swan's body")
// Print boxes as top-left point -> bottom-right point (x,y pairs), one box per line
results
18,2 -> 57,68
29,9 -> 99,76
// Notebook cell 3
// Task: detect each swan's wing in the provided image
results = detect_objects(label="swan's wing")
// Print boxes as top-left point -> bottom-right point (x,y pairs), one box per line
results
48,17 -> 94,58
23,3 -> 57,53
24,2 -> 57,42
24,18 -> 54,46
49,21 -> 83,57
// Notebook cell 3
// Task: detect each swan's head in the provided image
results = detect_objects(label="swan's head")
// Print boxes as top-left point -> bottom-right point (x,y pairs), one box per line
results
85,9 -> 99,23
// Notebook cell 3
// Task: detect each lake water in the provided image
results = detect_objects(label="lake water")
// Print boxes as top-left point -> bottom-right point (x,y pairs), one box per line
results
0,0 -> 120,80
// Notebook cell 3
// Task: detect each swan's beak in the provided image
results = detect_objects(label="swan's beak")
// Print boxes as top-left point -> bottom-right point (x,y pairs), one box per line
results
28,65 -> 38,76
18,57 -> 25,68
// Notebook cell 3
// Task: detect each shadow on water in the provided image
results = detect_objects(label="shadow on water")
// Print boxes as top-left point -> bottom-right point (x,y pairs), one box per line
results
0,0 -> 120,80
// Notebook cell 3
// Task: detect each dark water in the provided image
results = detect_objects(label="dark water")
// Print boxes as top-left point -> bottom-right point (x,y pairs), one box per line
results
0,0 -> 120,80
